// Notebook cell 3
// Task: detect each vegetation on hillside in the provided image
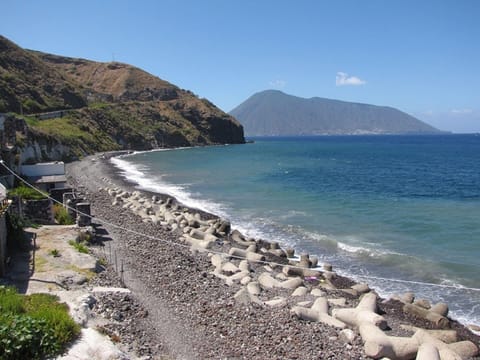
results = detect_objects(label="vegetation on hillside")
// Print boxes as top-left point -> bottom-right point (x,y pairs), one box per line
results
0,34 -> 244,162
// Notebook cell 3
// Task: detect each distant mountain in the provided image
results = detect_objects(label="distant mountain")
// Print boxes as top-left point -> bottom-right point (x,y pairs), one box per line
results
230,90 -> 440,136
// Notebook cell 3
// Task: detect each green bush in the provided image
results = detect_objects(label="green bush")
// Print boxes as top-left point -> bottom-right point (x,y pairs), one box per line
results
0,287 -> 79,359
8,185 -> 47,200
0,314 -> 59,359
0,286 -> 24,314
49,249 -> 61,257
24,293 -> 80,346
68,240 -> 89,254
53,204 -> 75,225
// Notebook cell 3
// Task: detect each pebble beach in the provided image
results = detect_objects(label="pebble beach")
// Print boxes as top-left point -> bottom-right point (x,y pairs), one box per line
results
66,152 -> 480,360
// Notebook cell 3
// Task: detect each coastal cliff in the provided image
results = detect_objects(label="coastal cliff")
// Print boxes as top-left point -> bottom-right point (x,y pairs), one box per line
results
0,35 -> 244,163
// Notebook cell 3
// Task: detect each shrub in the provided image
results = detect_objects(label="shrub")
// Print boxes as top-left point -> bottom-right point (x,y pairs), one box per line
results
53,204 -> 75,225
68,240 -> 89,254
49,249 -> 61,257
8,185 -> 47,200
0,286 -> 24,314
24,293 -> 80,346
0,314 -> 58,359
0,287 -> 79,359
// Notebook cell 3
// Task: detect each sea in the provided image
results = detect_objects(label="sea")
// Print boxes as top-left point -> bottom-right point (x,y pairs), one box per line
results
111,134 -> 480,326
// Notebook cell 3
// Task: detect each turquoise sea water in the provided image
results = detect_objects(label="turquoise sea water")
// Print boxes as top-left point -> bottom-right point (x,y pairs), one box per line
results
111,135 -> 480,326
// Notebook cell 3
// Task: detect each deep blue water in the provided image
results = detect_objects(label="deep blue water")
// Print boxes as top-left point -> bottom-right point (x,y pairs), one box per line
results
112,134 -> 480,326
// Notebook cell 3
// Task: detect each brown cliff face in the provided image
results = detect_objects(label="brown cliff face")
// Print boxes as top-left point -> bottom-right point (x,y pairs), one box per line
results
0,36 -> 86,114
0,35 -> 244,161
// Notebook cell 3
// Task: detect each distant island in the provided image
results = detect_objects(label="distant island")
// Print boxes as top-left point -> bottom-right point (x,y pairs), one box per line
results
230,90 -> 442,136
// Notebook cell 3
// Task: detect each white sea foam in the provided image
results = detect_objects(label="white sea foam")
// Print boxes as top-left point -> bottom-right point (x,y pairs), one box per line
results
336,241 -> 400,258
110,157 -> 228,217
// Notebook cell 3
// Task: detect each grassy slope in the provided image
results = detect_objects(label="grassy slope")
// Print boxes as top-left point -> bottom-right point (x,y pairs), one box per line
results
0,35 -> 244,160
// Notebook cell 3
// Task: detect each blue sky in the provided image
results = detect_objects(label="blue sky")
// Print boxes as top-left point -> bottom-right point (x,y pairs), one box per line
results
2,0 -> 479,132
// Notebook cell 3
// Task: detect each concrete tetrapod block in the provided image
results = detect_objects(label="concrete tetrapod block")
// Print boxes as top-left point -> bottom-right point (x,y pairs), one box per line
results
258,273 -> 303,290
210,255 -> 250,286
291,286 -> 308,297
247,282 -> 261,296
183,234 -> 215,250
225,271 -> 249,286
311,288 -> 326,297
400,325 -> 458,344
221,262 -> 239,274
291,297 -> 346,329
275,272 -> 287,280
189,228 -> 218,242
211,254 -> 223,270
240,276 -> 252,285
282,265 -> 322,278
230,229 -> 256,247
403,303 -> 450,328
332,293 -> 387,330
359,322 -> 419,360
228,247 -> 265,263
446,341 -> 479,359
265,297 -> 287,307
416,343 -> 441,360
413,329 -> 478,360
351,283 -> 370,294
328,298 -> 346,307
234,287 -> 263,306
267,249 -> 287,258
216,219 -> 231,235
238,260 -> 250,272
414,298 -> 432,309
285,247 -> 295,258
430,302 -> 449,317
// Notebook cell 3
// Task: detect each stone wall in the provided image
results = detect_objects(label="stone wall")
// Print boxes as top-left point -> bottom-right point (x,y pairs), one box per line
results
23,198 -> 54,224
50,187 -> 73,204
9,197 -> 54,224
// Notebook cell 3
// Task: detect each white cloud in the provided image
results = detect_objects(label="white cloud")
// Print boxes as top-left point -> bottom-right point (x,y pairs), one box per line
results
451,108 -> 473,115
336,72 -> 366,86
269,79 -> 287,89
422,110 -> 434,116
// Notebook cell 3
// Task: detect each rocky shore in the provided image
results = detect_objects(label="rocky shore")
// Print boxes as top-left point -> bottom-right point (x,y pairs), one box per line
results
65,152 -> 480,360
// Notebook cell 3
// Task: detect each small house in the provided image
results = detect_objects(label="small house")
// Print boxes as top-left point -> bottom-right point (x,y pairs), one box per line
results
19,161 -> 67,192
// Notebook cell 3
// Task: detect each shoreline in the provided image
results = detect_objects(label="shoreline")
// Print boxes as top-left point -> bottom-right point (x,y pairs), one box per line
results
109,148 -> 480,327
65,151 -> 480,359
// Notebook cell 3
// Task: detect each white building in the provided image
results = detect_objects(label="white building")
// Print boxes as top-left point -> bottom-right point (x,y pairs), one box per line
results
20,161 -> 67,191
